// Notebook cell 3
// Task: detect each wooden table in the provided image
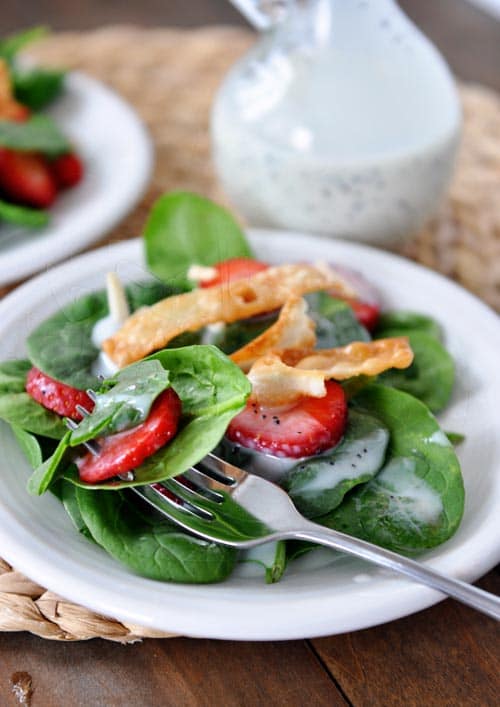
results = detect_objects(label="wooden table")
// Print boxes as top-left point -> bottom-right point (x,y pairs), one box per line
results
1,2 -> 499,705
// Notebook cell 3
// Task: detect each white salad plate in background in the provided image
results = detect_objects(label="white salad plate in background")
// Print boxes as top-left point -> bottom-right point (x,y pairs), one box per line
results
0,71 -> 153,286
0,231 -> 498,640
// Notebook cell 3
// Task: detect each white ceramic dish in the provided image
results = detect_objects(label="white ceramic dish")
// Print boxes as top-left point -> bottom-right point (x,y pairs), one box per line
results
0,72 -> 153,286
0,231 -> 498,640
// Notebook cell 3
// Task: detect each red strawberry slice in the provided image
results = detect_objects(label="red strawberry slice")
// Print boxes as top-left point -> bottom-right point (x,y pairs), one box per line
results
227,381 -> 347,458
201,257 -> 269,288
50,152 -> 84,189
0,149 -> 57,208
26,367 -> 95,420
1,103 -> 31,122
344,297 -> 380,332
76,388 -> 182,483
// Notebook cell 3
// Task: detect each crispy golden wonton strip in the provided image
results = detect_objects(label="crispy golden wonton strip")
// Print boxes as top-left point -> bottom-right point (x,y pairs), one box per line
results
104,264 -> 355,367
295,338 -> 413,378
248,355 -> 326,406
230,296 -> 316,372
247,338 -> 413,405
0,60 -> 10,103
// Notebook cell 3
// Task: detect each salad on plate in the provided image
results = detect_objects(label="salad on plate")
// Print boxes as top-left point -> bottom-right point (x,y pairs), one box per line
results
0,192 -> 464,585
0,27 -> 83,230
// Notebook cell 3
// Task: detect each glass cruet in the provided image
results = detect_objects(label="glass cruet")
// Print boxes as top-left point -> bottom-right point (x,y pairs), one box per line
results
211,0 -> 461,246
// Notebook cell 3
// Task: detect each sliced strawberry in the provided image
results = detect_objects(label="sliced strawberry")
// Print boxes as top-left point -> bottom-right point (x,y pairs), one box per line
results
227,381 -> 347,458
201,257 -> 269,288
50,152 -> 84,189
344,297 -> 380,332
26,367 -> 94,421
76,388 -> 182,483
1,103 -> 31,122
0,149 -> 57,208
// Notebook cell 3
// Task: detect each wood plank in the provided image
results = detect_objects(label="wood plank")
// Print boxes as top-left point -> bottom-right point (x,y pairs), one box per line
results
311,569 -> 500,707
0,635 -> 347,707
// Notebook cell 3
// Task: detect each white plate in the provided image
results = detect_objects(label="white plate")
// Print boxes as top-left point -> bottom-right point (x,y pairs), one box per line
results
0,231 -> 499,640
0,72 -> 153,286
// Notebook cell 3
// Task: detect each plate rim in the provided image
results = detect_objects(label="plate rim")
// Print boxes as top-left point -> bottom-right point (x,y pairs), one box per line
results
0,71 -> 153,286
0,230 -> 498,640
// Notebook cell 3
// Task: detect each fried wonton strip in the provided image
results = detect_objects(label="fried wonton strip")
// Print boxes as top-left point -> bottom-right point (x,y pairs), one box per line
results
248,355 -> 327,406
295,338 -> 413,379
230,296 -> 316,372
247,338 -> 413,405
0,60 -> 11,105
104,263 -> 356,367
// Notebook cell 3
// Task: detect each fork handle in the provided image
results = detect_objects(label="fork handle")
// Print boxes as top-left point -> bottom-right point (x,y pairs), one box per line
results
292,522 -> 500,620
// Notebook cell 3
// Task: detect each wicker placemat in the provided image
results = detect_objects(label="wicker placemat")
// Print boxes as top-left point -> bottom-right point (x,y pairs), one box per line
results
0,26 -> 499,642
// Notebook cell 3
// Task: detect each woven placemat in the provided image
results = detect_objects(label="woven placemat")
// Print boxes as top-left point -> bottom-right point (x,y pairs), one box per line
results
0,25 -> 499,642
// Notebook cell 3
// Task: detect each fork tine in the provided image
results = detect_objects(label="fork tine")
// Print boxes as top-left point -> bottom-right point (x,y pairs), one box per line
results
162,477 -> 226,515
201,452 -> 249,484
133,483 -> 214,521
63,417 -> 101,456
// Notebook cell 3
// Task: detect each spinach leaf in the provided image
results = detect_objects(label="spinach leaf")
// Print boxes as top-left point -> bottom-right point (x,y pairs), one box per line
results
0,115 -> 70,156
378,331 -> 454,413
75,487 -> 237,583
11,425 -> 43,468
375,311 -> 442,340
446,431 -> 465,446
0,27 -> 48,63
0,359 -> 32,393
12,68 -> 65,111
209,315 -> 278,355
148,346 -> 251,418
283,410 -> 389,518
69,360 -> 170,445
0,200 -> 49,228
305,292 -> 370,348
240,541 -> 287,584
125,280 -> 183,310
27,432 -> 72,495
0,392 -> 66,439
321,385 -> 464,554
26,281 -> 179,390
57,346 -> 250,490
144,192 -> 252,287
57,480 -> 94,540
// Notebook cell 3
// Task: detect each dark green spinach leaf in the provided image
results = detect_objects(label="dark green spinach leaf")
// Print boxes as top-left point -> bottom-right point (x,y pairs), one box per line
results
0,359 -> 31,393
0,27 -> 48,63
27,431 -> 72,495
0,200 -> 48,228
69,360 -> 170,444
12,68 -> 65,111
321,385 -> 464,554
11,425 -> 43,468
26,281 -> 180,390
0,392 -> 66,439
378,331 -> 454,413
0,115 -> 70,156
284,410 -> 389,518
75,487 -> 237,583
375,311 -> 442,340
33,345 -> 250,491
144,192 -> 252,287
305,292 -> 370,348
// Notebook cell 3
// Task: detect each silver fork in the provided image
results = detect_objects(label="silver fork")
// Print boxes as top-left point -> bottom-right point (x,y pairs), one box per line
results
66,407 -> 500,620
130,452 -> 500,621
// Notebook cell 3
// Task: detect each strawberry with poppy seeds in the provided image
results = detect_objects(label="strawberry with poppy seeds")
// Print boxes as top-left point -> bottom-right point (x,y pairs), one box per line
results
227,380 -> 348,458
